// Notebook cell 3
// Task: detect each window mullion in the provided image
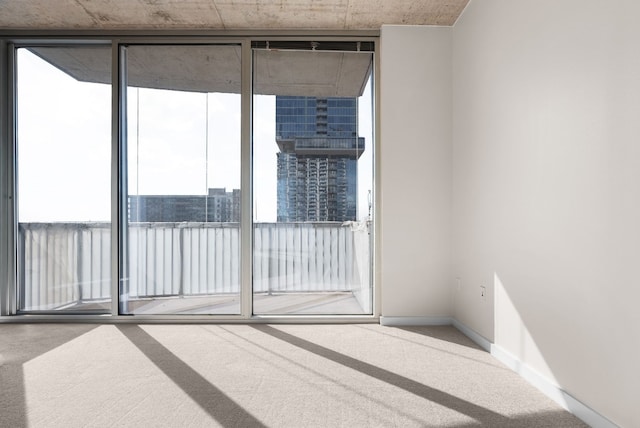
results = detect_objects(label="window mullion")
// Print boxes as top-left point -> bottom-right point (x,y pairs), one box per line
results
240,39 -> 253,318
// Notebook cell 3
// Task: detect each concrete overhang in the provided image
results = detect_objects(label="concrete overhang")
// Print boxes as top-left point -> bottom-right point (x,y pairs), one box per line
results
28,45 -> 372,97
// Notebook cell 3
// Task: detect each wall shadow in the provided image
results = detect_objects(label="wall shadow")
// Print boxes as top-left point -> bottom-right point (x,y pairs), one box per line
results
116,325 -> 266,428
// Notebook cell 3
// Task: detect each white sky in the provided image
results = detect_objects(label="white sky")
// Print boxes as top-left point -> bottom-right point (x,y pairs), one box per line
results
17,48 -> 373,223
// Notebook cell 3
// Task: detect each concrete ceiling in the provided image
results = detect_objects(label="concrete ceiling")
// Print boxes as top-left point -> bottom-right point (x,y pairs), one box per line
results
0,0 -> 469,31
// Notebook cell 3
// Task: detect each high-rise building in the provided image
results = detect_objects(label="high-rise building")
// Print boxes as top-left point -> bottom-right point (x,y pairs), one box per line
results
276,96 -> 364,222
129,188 -> 240,222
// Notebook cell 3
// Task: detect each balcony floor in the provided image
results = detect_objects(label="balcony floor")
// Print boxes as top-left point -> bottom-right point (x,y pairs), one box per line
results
60,292 -> 368,315
254,292 -> 367,315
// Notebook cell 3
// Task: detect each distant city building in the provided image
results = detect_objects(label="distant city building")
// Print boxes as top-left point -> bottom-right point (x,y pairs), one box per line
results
276,96 -> 364,222
129,188 -> 240,222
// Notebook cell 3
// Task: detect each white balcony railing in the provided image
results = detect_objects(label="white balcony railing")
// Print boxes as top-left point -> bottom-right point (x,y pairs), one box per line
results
18,221 -> 371,312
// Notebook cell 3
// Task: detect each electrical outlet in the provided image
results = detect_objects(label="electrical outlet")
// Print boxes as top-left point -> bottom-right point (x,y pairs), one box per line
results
480,285 -> 486,298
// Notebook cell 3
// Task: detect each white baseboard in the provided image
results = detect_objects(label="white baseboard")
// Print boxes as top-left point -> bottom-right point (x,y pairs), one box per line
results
451,318 -> 491,352
379,316 -> 452,326
452,319 -> 619,428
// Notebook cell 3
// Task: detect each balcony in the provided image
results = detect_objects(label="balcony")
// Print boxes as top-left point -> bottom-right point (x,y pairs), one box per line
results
18,221 -> 372,315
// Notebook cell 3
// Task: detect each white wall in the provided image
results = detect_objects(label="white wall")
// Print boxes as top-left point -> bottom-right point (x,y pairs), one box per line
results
379,25 -> 452,318
453,1 -> 640,426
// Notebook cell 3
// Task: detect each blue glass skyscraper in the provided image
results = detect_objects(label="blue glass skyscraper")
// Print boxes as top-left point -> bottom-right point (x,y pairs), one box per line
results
275,96 -> 364,222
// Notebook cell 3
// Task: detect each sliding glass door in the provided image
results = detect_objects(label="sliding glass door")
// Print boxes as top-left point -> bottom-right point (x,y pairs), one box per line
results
9,39 -> 374,318
252,44 -> 374,315
120,44 -> 242,315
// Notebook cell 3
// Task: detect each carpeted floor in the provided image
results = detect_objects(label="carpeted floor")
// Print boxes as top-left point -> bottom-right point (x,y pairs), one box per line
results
0,323 -> 589,427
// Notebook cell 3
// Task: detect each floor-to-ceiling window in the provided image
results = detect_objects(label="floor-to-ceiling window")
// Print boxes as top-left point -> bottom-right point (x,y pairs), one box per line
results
5,38 -> 375,318
252,43 -> 374,315
16,46 -> 112,312
121,44 -> 242,315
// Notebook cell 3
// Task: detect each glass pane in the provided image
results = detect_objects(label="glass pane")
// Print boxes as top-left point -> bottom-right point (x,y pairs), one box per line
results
17,47 -> 112,312
122,45 -> 242,315
252,48 -> 374,315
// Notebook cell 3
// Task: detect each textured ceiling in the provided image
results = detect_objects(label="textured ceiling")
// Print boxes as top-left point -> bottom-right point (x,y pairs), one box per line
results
0,0 -> 469,31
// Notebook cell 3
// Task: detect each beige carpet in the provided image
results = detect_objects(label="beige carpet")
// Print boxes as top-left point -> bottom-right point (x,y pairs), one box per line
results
0,323 -> 588,427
